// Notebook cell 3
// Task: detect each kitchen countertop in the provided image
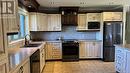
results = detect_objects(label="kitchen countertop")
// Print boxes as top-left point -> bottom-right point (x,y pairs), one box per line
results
8,42 -> 46,72
78,40 -> 102,42
115,44 -> 130,51
45,40 -> 102,42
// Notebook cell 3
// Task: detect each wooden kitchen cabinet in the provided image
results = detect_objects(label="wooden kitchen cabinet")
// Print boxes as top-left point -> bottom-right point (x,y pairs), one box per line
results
37,13 -> 48,31
125,51 -> 130,73
47,14 -> 61,31
103,12 -> 122,21
79,41 -> 101,59
87,13 -> 101,22
29,13 -> 48,31
79,42 -> 87,58
0,58 -> 8,73
45,42 -> 62,60
40,47 -> 45,73
29,13 -> 61,31
0,17 -> 4,56
61,15 -> 78,26
12,58 -> 30,73
4,0 -> 20,33
87,42 -> 101,58
77,14 -> 87,30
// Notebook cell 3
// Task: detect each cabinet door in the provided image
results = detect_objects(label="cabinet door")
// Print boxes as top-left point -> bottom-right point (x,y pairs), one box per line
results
125,51 -> 130,73
113,12 -> 122,21
103,12 -> 113,21
0,18 -> 4,54
94,42 -> 101,58
77,14 -> 87,30
79,42 -> 86,58
40,49 -> 45,72
6,0 -> 19,33
0,64 -> 6,73
87,42 -> 94,58
55,14 -> 61,31
47,15 -> 53,31
87,13 -> 101,22
48,14 -> 61,31
103,12 -> 122,21
29,13 -> 37,31
23,60 -> 30,73
37,13 -> 48,31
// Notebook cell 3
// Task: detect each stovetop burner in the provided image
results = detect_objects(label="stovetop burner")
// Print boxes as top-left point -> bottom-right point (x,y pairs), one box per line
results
62,39 -> 79,43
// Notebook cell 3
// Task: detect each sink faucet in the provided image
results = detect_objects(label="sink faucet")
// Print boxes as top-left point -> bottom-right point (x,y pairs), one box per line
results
25,34 -> 31,45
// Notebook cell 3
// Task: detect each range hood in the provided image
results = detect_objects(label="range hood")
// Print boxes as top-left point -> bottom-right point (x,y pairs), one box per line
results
59,7 -> 79,26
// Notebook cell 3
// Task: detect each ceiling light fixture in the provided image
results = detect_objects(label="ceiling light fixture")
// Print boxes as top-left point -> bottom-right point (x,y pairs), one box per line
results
28,5 -> 32,8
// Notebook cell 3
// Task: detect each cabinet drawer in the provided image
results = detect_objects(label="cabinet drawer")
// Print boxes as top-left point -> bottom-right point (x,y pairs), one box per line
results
52,56 -> 61,59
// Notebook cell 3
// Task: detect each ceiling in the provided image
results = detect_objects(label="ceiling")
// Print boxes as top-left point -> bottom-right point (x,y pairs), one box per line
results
36,0 -> 130,7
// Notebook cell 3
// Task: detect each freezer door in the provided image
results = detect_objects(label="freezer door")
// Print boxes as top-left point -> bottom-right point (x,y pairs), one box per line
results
103,46 -> 115,62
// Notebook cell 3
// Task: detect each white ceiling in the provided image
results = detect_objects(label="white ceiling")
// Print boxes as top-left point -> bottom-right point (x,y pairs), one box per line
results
36,0 -> 130,7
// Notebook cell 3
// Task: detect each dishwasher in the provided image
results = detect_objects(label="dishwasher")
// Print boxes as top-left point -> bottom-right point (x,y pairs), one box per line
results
30,49 -> 40,73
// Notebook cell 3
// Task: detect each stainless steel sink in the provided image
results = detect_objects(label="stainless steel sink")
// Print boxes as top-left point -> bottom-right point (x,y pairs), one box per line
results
22,43 -> 41,47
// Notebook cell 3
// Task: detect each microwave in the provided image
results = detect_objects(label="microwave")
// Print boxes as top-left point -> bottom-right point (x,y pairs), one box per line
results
88,22 -> 100,29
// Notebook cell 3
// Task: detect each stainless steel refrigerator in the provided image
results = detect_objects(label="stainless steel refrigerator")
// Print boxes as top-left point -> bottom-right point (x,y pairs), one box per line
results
103,21 -> 123,62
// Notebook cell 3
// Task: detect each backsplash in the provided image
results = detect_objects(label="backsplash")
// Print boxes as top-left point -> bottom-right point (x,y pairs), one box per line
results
31,26 -> 97,41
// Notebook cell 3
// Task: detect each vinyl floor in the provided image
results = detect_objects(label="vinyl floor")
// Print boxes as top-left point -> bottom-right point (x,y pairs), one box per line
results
42,60 -> 115,73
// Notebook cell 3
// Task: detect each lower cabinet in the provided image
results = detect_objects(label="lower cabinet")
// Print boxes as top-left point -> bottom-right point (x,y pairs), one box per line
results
79,42 -> 87,58
40,48 -> 45,73
125,51 -> 130,73
115,47 -> 125,73
79,41 -> 101,59
0,58 -> 8,73
45,42 -> 62,60
115,46 -> 130,73
12,58 -> 30,73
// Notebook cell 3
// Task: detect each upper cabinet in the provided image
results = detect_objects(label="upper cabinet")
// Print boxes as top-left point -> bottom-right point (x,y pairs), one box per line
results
103,12 -> 123,21
29,13 -> 61,31
77,13 -> 101,31
61,15 -> 78,26
87,13 -> 101,22
29,13 -> 48,31
4,0 -> 20,33
60,7 -> 78,26
77,14 -> 87,30
48,14 -> 61,31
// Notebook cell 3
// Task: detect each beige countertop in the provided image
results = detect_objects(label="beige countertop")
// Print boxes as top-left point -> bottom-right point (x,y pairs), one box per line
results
8,42 -> 46,72
45,40 -> 102,42
115,44 -> 130,51
78,40 -> 102,42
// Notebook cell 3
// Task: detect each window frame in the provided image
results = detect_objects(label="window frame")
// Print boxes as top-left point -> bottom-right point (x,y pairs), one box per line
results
8,7 -> 29,43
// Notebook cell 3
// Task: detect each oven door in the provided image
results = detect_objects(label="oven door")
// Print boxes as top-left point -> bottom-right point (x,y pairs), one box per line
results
62,43 -> 79,61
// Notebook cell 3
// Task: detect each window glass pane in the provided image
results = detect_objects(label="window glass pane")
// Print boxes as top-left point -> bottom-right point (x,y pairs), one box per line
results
20,14 -> 25,38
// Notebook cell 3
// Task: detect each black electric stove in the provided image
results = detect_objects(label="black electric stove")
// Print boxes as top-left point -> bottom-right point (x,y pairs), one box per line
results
62,39 -> 79,62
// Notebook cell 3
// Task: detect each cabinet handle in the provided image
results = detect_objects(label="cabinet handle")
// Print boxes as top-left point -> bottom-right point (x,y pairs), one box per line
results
42,53 -> 44,57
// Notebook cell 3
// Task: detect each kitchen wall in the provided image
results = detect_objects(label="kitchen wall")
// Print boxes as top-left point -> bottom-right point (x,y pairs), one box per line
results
125,6 -> 130,44
31,26 -> 98,41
